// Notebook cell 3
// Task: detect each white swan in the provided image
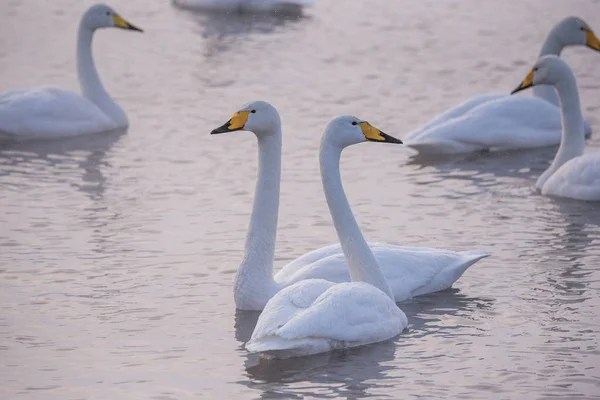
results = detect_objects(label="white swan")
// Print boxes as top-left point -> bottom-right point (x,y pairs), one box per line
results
211,101 -> 489,311
245,116 -> 409,358
512,56 -> 600,201
0,4 -> 142,141
171,0 -> 314,14
404,17 -> 600,155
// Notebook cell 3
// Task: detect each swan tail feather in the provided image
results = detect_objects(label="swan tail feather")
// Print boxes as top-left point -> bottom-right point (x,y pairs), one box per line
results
411,250 -> 490,297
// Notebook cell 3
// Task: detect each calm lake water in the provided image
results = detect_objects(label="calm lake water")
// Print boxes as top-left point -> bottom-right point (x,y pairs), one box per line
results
1,0 -> 600,399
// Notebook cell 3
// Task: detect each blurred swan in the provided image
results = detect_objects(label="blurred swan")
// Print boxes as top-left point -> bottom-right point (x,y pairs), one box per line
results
404,17 -> 600,155
172,0 -> 314,14
245,115 -> 408,358
0,4 -> 142,142
512,56 -> 600,201
211,101 -> 489,311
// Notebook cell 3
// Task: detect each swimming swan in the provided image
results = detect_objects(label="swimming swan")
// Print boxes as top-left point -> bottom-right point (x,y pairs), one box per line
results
512,56 -> 600,201
245,116 -> 408,358
404,17 -> 600,155
211,101 -> 489,311
171,0 -> 314,14
0,4 -> 142,141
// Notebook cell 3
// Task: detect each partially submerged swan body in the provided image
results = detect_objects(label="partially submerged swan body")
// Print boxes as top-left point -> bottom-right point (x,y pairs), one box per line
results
0,4 -> 142,141
512,56 -> 600,201
404,17 -> 600,155
246,115 -> 408,358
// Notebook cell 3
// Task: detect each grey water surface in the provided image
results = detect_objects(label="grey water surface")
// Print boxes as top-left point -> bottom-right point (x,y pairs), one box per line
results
1,0 -> 600,399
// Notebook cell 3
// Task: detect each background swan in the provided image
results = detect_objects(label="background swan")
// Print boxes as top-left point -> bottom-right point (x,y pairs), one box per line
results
211,101 -> 489,311
404,17 -> 600,155
246,116 -> 408,358
512,56 -> 600,201
171,0 -> 314,14
0,4 -> 142,142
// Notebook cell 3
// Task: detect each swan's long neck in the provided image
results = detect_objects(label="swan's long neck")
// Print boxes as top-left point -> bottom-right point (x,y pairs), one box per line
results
77,24 -> 127,125
533,28 -> 564,106
536,72 -> 585,189
234,128 -> 282,308
319,141 -> 393,300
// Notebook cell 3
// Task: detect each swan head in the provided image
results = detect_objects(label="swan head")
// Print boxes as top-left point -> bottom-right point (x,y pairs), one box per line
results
323,115 -> 402,149
211,101 -> 281,137
511,55 -> 574,94
552,16 -> 599,51
82,4 -> 143,32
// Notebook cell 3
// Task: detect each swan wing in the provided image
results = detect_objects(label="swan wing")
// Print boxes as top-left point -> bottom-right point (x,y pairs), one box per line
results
404,93 -> 505,141
374,246 -> 489,298
249,279 -> 335,340
0,87 -> 116,140
542,153 -> 600,201
275,243 -> 489,302
246,282 -> 407,357
405,96 -> 566,154
274,243 -> 345,282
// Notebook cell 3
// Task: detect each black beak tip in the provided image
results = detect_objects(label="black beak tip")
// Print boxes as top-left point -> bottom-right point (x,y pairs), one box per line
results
380,132 -> 403,144
510,86 -> 522,95
128,23 -> 143,32
211,122 -> 233,135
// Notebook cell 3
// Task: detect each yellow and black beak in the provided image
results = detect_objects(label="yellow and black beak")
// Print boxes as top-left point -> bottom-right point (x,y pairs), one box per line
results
585,28 -> 600,52
511,68 -> 535,95
211,111 -> 251,134
359,121 -> 402,144
113,14 -> 143,32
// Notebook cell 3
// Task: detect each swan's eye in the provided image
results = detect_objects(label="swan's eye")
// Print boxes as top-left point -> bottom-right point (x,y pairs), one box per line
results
533,67 -> 539,71
581,27 -> 585,31
351,121 -> 358,126
106,11 -> 111,16
251,110 -> 256,114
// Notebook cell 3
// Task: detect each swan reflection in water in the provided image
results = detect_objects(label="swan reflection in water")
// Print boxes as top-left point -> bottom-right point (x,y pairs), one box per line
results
406,146 -> 557,183
0,129 -> 125,201
173,3 -> 310,54
0,130 -> 127,256
171,4 -> 312,88
534,198 -> 600,302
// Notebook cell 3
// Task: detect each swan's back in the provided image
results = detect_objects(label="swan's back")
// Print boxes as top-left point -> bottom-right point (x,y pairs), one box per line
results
0,87 -> 116,140
542,153 -> 600,201
246,281 -> 407,358
404,93 -> 505,141
275,243 -> 489,302
405,96 -> 565,153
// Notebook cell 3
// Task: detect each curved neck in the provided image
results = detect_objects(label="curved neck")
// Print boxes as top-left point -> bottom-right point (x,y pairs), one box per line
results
77,24 -> 125,124
238,128 -> 282,285
538,28 -> 563,57
537,74 -> 585,189
533,28 -> 564,106
319,141 -> 393,299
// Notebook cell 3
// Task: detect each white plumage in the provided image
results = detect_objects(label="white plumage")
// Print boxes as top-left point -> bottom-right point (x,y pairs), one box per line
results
246,115 -> 412,358
0,4 -> 142,141
246,281 -> 407,358
404,17 -> 599,155
513,56 -> 600,201
211,101 -> 489,311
